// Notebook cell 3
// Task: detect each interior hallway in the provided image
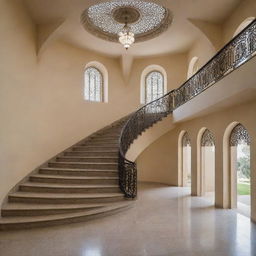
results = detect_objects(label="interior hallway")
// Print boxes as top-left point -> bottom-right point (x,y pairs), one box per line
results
0,182 -> 255,256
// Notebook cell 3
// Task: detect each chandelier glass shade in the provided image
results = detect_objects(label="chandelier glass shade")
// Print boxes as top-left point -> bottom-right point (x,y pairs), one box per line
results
118,24 -> 135,49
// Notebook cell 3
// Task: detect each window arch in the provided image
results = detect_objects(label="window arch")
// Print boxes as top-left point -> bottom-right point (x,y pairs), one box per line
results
233,17 -> 255,38
140,65 -> 167,104
84,61 -> 108,103
145,71 -> 164,103
84,67 -> 103,102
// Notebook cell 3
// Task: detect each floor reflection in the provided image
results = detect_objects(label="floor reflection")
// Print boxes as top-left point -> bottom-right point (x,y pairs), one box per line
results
0,182 -> 255,256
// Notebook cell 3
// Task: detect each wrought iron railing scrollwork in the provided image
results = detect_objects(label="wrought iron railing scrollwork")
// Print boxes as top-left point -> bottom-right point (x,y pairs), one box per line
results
118,19 -> 256,198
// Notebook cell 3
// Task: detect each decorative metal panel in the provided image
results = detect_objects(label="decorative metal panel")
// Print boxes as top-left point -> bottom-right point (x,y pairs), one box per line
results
182,132 -> 191,147
230,124 -> 250,146
201,129 -> 215,147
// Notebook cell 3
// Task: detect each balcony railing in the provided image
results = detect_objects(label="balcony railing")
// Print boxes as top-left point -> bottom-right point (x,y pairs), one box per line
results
119,19 -> 256,198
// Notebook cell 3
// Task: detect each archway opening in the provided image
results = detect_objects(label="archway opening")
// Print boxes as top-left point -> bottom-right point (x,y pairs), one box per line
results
200,129 -> 215,204
182,132 -> 191,188
230,124 -> 251,217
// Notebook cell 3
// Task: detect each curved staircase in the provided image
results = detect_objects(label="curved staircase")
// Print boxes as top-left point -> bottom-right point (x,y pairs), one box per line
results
0,119 -> 132,230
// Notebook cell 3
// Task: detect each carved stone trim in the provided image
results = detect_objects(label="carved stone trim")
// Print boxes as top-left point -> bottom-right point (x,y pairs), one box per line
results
230,124 -> 250,146
182,132 -> 191,147
201,129 -> 215,147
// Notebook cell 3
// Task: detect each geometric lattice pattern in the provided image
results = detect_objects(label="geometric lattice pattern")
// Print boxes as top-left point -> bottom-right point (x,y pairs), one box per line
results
230,124 -> 250,146
84,67 -> 103,102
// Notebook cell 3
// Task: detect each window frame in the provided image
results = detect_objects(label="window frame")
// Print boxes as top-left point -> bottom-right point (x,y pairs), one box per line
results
145,70 -> 165,104
84,66 -> 104,102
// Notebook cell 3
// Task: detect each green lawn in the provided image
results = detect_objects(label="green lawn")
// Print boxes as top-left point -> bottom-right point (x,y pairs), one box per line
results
237,183 -> 250,195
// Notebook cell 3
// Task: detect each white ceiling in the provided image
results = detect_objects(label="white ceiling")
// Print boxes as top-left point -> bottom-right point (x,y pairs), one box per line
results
24,0 -> 241,57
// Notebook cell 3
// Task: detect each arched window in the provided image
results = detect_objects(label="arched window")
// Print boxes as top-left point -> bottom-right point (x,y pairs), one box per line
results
145,71 -> 164,103
84,67 -> 103,102
140,65 -> 167,104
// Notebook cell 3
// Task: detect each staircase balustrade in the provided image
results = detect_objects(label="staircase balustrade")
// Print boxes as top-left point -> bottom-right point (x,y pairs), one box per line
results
119,19 -> 256,198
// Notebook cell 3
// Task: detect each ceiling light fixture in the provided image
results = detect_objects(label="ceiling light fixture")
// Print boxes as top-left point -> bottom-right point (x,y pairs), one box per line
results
118,24 -> 135,49
117,10 -> 135,49
81,0 -> 173,50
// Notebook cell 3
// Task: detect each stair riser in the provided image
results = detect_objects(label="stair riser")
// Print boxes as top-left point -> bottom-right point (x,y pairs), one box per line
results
29,177 -> 119,185
55,157 -> 118,163
64,151 -> 118,157
82,144 -> 119,148
48,163 -> 118,170
19,186 -> 120,194
0,205 -> 129,230
39,169 -> 118,177
8,196 -> 123,205
88,139 -> 119,143
72,147 -> 118,151
1,207 -> 102,217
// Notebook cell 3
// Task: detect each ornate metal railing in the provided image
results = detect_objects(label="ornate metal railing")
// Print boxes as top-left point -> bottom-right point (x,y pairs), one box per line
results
119,19 -> 256,198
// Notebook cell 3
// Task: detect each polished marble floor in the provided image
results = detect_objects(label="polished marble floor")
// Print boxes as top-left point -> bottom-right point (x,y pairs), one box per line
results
0,182 -> 256,256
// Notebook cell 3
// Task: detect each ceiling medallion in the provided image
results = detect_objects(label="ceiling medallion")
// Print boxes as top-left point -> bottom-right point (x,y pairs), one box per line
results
81,0 -> 173,49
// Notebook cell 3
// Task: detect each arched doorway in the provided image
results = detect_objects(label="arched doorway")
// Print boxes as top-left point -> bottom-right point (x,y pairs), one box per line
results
229,124 -> 251,216
182,132 -> 191,188
200,129 -> 215,203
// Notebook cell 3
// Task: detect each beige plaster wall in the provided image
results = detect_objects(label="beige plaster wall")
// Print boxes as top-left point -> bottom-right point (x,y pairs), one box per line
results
0,0 -> 187,205
223,0 -> 256,43
136,100 -> 256,221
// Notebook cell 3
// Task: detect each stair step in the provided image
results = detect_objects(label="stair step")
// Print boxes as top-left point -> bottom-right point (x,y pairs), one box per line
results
48,162 -> 118,170
82,143 -> 119,147
29,174 -> 119,185
64,151 -> 118,157
19,183 -> 120,193
0,203 -> 131,230
89,138 -> 119,142
72,146 -> 119,152
73,145 -> 119,150
56,156 -> 118,163
1,203 -> 105,217
8,192 -> 124,204
39,167 -> 118,177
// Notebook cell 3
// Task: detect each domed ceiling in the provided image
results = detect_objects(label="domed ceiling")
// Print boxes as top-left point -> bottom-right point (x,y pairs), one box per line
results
24,0 -> 241,57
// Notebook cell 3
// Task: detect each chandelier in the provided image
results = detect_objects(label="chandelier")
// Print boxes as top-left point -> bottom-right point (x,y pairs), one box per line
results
81,1 -> 173,50
118,23 -> 135,49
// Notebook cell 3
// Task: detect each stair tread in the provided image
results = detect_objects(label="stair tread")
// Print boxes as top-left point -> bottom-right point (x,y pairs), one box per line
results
40,167 -> 118,172
0,202 -> 130,224
66,150 -> 118,152
31,174 -> 118,179
50,161 -> 117,165
21,182 -> 119,188
9,192 -> 124,198
58,156 -> 118,159
2,202 -> 108,210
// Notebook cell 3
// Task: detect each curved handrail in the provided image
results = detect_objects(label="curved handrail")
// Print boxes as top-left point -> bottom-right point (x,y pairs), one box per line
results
118,19 -> 256,198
